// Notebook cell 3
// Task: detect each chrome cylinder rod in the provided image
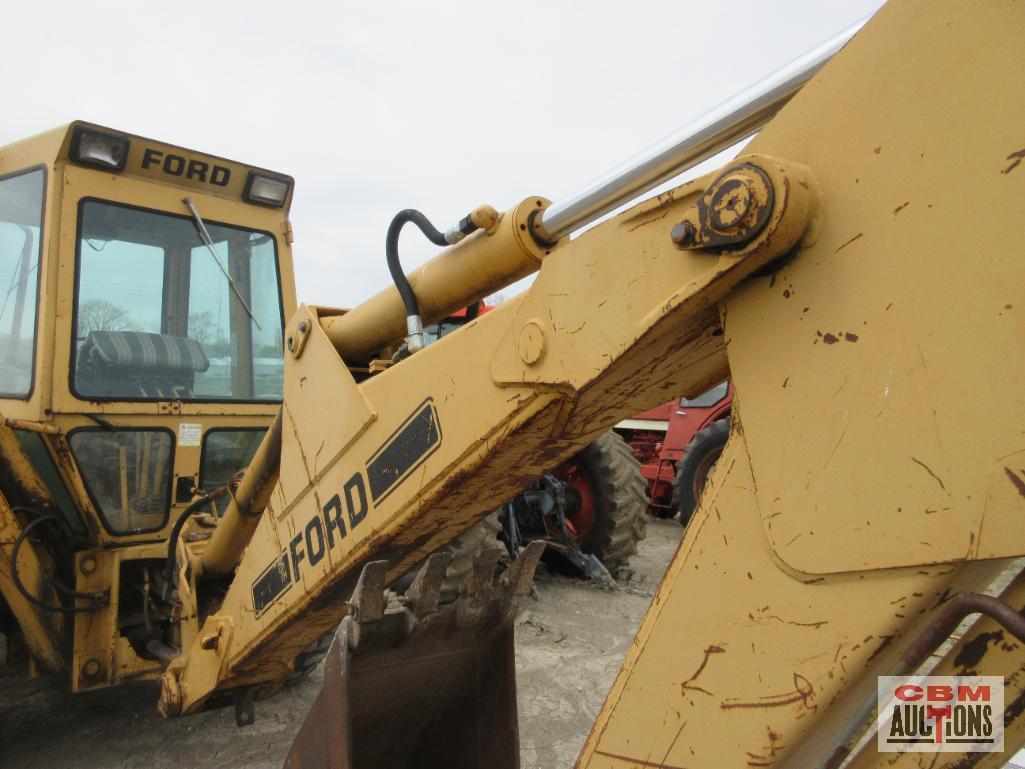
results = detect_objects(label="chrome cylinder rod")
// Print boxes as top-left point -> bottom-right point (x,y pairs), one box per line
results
534,15 -> 870,243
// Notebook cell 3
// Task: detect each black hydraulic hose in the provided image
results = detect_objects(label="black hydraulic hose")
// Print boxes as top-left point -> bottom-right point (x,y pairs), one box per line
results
9,513 -> 105,614
385,209 -> 450,322
162,491 -> 220,600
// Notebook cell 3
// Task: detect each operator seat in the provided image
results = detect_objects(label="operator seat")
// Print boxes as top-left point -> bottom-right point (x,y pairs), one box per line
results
76,330 -> 210,399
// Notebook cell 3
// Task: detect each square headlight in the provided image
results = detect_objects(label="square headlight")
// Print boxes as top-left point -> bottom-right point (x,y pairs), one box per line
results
244,171 -> 291,208
71,127 -> 129,171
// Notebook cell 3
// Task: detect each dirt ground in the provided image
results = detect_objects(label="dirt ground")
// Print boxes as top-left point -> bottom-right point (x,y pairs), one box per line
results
0,519 -> 683,769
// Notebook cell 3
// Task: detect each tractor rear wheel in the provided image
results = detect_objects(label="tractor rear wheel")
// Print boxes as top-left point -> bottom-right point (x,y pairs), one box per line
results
558,431 -> 648,574
674,418 -> 730,526
436,514 -> 504,603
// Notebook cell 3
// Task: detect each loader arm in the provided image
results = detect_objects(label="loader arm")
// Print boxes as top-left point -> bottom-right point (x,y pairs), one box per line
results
164,1 -> 1025,767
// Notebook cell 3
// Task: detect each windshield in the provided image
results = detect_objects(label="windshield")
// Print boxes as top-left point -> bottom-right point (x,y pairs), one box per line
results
680,379 -> 729,409
73,200 -> 283,401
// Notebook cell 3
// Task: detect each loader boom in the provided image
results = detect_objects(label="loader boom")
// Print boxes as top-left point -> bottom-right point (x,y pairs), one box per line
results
160,2 -> 1025,767
3,1 -> 1025,767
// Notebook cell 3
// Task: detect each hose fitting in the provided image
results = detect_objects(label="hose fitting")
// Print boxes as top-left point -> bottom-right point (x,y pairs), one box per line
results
386,205 -> 498,353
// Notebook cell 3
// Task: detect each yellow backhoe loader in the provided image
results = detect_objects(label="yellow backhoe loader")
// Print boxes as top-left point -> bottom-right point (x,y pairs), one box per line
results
2,1 -> 1025,767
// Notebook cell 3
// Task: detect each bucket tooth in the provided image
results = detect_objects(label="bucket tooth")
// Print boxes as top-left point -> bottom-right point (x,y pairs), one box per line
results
348,560 -> 405,650
455,547 -> 503,628
349,560 -> 387,622
284,544 -> 543,769
498,540 -> 545,604
404,551 -> 452,615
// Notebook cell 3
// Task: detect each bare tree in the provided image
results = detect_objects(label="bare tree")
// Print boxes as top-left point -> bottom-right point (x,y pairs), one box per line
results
79,299 -> 129,335
188,311 -> 216,345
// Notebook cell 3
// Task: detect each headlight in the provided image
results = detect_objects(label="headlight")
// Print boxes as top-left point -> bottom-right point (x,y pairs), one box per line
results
71,127 -> 129,171
244,171 -> 291,208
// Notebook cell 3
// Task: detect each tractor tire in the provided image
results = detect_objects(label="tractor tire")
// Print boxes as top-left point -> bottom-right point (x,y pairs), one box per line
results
564,431 -> 648,574
674,418 -> 730,526
436,514 -> 504,604
287,519 -> 503,685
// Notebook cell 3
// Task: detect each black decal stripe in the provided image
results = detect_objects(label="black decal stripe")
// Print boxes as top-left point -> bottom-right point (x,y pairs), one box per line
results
252,553 -> 292,617
366,398 -> 442,505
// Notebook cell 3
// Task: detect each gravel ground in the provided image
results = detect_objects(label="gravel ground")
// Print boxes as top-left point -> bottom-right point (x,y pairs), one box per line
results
0,519 -> 682,769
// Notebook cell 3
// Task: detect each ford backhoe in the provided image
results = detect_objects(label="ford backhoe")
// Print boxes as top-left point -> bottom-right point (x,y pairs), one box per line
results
3,1 -> 1025,767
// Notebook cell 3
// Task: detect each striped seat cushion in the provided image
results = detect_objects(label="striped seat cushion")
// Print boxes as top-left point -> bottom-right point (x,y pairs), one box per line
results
83,331 -> 210,374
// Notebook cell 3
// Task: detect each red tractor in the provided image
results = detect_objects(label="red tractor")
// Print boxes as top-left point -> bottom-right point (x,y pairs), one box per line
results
615,380 -> 734,525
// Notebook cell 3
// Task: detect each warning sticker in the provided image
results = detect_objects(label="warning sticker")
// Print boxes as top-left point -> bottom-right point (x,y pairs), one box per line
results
178,423 -> 202,447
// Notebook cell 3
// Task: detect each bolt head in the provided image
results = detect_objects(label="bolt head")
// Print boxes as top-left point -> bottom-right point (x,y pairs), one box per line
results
287,336 -> 295,351
671,220 -> 696,247
82,658 -> 102,680
79,555 -> 97,575
517,320 -> 546,365
298,321 -> 309,334
709,178 -> 754,231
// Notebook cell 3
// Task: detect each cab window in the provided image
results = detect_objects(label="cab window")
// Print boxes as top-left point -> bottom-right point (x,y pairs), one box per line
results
73,200 -> 284,402
68,428 -> 174,534
199,428 -> 266,514
0,168 -> 44,398
680,379 -> 729,409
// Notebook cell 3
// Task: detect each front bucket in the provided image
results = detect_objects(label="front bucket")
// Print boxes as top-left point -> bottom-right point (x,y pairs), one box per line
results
284,542 -> 544,769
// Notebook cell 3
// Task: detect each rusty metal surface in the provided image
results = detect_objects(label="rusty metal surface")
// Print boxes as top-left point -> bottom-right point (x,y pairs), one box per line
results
820,592 -> 1025,769
284,543 -> 543,769
840,566 -> 1025,769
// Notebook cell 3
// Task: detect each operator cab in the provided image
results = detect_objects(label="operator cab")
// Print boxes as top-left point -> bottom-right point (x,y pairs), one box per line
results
0,122 -> 297,542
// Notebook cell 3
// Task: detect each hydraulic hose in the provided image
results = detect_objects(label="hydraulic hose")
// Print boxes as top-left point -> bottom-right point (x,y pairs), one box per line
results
8,511 -> 106,614
386,210 -> 449,352
161,491 -> 221,600
385,206 -> 499,352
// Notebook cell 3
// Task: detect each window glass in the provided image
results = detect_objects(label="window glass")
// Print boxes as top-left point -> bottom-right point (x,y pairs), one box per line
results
68,429 -> 173,534
0,168 -> 44,397
199,429 -> 265,514
680,379 -> 729,409
74,200 -> 283,401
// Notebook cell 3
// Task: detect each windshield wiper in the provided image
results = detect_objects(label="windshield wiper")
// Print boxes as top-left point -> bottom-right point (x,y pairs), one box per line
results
182,197 -> 262,330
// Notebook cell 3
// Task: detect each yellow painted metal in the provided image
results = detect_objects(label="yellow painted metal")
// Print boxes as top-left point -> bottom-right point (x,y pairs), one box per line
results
576,1 -> 1025,767
320,197 -> 551,364
0,495 -> 64,673
71,543 -> 167,691
168,153 -> 817,713
576,433 -> 1013,769
727,0 -> 1025,575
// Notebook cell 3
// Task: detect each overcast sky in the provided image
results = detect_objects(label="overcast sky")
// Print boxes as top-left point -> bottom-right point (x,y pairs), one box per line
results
3,0 -> 883,308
